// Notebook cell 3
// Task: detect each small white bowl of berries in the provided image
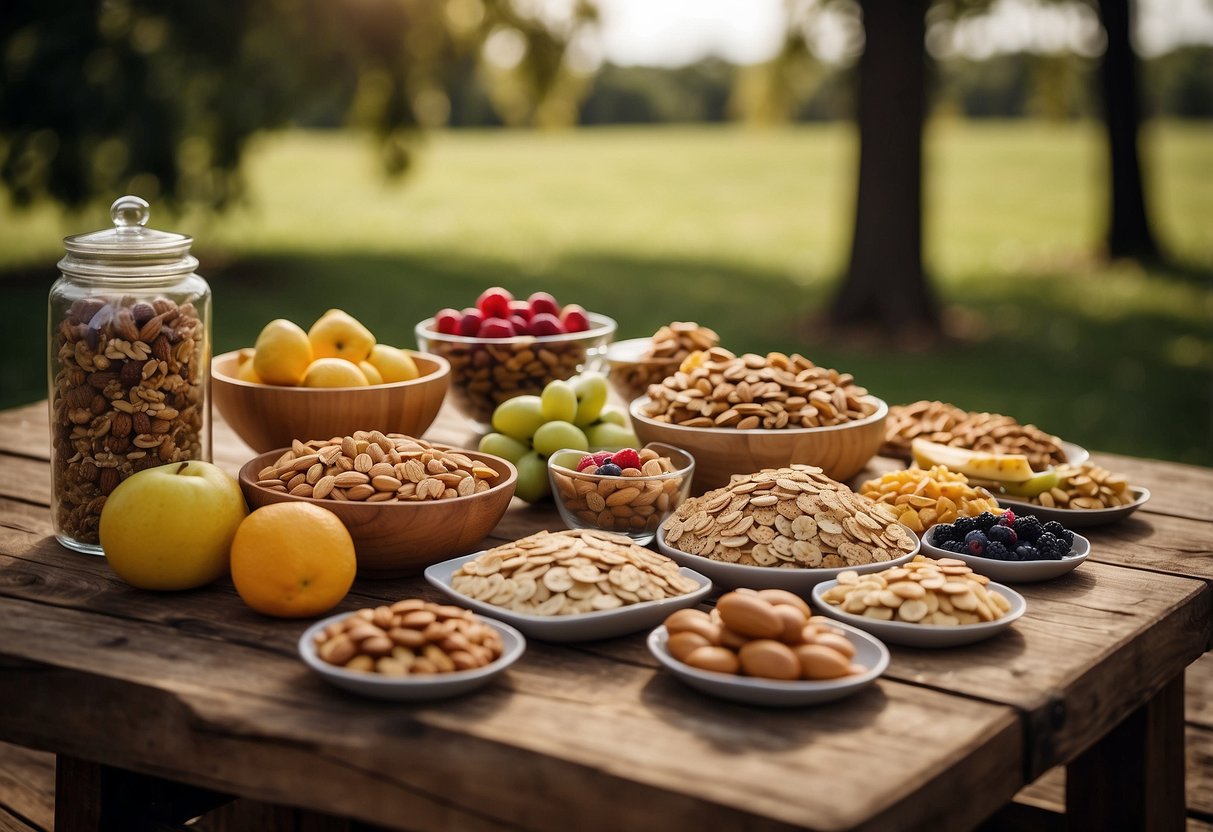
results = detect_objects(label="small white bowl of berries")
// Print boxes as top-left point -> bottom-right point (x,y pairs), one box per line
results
922,510 -> 1090,583
547,443 -> 695,545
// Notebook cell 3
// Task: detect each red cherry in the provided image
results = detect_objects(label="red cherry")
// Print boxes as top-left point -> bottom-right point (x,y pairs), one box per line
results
560,304 -> 590,333
434,308 -> 462,335
508,300 -> 533,321
529,312 -> 563,336
527,292 -> 560,318
509,314 -> 531,335
478,317 -> 516,338
476,287 -> 513,320
459,308 -> 484,337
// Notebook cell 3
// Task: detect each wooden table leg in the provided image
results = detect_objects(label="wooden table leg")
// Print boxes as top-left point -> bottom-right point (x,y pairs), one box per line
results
55,755 -> 233,831
1066,671 -> 1185,832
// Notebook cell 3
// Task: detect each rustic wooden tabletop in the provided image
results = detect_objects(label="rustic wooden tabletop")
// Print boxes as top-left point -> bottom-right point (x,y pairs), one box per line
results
0,400 -> 1210,832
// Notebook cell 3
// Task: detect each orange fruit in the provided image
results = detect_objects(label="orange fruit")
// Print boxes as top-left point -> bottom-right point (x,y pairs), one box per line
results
230,502 -> 356,617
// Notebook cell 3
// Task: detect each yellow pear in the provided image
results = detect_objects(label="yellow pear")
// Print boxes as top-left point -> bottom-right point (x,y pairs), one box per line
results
358,361 -> 384,386
235,347 -> 256,368
302,358 -> 370,388
367,344 -> 420,383
308,309 -> 375,363
235,360 -> 263,383
253,319 -> 313,386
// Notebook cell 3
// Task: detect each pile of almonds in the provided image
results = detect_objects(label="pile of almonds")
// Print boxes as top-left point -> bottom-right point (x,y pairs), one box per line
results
643,321 -> 719,362
1017,461 -> 1136,510
663,589 -> 864,681
883,400 -> 1067,471
642,348 -> 877,429
550,447 -> 687,534
255,431 -> 500,502
313,600 -> 505,675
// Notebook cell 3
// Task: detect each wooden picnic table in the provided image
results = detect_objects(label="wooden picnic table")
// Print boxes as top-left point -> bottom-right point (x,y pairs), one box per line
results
0,399 -> 1210,831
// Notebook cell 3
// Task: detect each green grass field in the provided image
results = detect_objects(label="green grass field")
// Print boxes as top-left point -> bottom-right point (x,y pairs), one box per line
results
2,122 -> 1210,464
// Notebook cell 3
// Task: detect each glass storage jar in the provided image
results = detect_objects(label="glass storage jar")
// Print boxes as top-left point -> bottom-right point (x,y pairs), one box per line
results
48,195 -> 212,555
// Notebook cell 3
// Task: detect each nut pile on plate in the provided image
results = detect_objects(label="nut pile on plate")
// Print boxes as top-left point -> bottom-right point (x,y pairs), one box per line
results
818,556 -> 1012,626
644,322 -> 719,362
661,465 -> 917,568
1016,461 -> 1135,509
858,465 -> 1002,534
450,529 -> 701,615
882,400 -> 1067,471
642,348 -> 877,429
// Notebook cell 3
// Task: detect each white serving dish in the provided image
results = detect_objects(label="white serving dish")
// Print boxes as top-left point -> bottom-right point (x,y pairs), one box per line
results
921,526 -> 1090,583
647,621 -> 888,707
810,580 -> 1027,648
424,552 -> 713,642
298,612 -> 525,701
996,487 -> 1150,528
1061,441 -> 1089,466
654,524 -> 919,593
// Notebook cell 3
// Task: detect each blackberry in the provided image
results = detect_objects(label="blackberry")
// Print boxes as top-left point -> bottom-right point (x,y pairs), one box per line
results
1043,521 -> 1074,548
975,512 -> 1000,531
952,516 -> 978,537
987,524 -> 1018,546
940,540 -> 967,554
984,541 -> 1011,561
964,530 -> 988,555
932,524 -> 956,544
1035,532 -> 1067,559
1015,544 -> 1040,561
1012,515 -> 1043,543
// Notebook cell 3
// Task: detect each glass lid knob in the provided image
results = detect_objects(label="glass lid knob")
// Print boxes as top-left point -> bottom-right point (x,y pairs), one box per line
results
110,195 -> 150,232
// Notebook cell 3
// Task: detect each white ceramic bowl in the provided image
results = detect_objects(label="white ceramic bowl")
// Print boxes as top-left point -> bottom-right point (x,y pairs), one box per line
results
647,621 -> 889,707
654,523 -> 920,594
424,552 -> 713,642
996,487 -> 1149,528
810,580 -> 1026,648
298,611 -> 525,700
921,526 -> 1090,583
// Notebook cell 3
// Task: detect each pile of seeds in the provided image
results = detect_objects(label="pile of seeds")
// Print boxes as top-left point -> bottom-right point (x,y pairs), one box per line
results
450,529 -> 700,615
641,348 -> 877,429
661,465 -> 917,568
1014,461 -> 1136,510
818,555 -> 1013,626
883,400 -> 1067,471
255,430 -> 500,502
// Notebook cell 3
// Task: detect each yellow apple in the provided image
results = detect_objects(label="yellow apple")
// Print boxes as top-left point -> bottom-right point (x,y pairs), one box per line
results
358,360 -> 384,385
236,360 -> 262,383
308,309 -> 375,363
366,343 -> 420,383
99,461 -> 248,591
253,319 -> 313,386
235,347 -> 255,367
302,357 -> 370,388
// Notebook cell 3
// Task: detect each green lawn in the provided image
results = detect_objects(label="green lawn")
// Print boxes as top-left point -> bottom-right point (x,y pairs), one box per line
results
2,122 -> 1210,464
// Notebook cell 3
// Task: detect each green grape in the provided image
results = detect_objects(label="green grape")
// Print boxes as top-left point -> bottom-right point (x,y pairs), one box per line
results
540,379 -> 578,423
514,451 -> 551,502
586,422 -> 640,451
491,395 -> 545,441
478,432 -> 530,463
597,407 -> 627,427
571,372 -> 608,426
532,420 -> 589,457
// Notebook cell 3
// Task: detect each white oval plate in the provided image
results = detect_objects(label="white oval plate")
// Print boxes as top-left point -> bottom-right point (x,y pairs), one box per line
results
298,612 -> 525,701
810,580 -> 1027,648
654,524 -> 919,594
647,621 -> 889,707
921,526 -> 1090,583
424,553 -> 712,642
1061,441 -> 1089,466
996,487 -> 1150,528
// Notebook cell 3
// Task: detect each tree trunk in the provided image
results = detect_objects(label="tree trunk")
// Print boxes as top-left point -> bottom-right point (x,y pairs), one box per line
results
1097,0 -> 1160,261
831,0 -> 937,332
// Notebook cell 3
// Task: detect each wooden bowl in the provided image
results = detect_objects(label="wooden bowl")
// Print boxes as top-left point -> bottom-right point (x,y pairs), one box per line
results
629,396 -> 889,493
238,448 -> 517,578
212,350 -> 450,453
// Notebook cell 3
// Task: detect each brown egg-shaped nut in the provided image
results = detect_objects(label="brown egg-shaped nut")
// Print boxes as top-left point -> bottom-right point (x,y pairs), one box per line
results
718,627 -> 749,650
667,631 -> 712,662
794,644 -> 852,680
400,610 -> 437,629
360,636 -> 394,658
318,634 -> 356,666
813,632 -> 856,660
345,623 -> 386,643
664,609 -> 721,645
389,627 -> 427,648
739,640 -> 801,681
716,592 -> 783,639
345,655 -> 375,672
773,604 -> 808,643
756,588 -> 811,616
683,645 -> 741,675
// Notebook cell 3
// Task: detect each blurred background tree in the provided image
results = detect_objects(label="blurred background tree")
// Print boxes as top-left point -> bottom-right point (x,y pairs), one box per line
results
0,0 -> 597,210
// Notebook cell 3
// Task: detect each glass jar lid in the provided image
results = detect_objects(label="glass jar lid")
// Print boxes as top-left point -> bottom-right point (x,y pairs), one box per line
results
59,195 -> 199,278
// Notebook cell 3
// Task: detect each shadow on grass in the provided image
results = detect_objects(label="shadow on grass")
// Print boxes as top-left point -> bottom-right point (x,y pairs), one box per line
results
3,250 -> 1209,466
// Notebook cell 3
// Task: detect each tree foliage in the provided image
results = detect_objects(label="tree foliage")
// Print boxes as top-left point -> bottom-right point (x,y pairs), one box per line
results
0,0 -> 595,210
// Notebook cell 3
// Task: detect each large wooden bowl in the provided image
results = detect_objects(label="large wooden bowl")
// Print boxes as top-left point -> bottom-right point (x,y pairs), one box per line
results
212,350 -> 450,453
630,396 -> 888,493
238,448 -> 517,578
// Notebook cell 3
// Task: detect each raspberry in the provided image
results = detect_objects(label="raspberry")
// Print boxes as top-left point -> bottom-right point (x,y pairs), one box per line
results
591,451 -> 614,466
999,508 -> 1016,526
596,463 -> 623,477
576,454 -> 597,472
611,448 -> 641,470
